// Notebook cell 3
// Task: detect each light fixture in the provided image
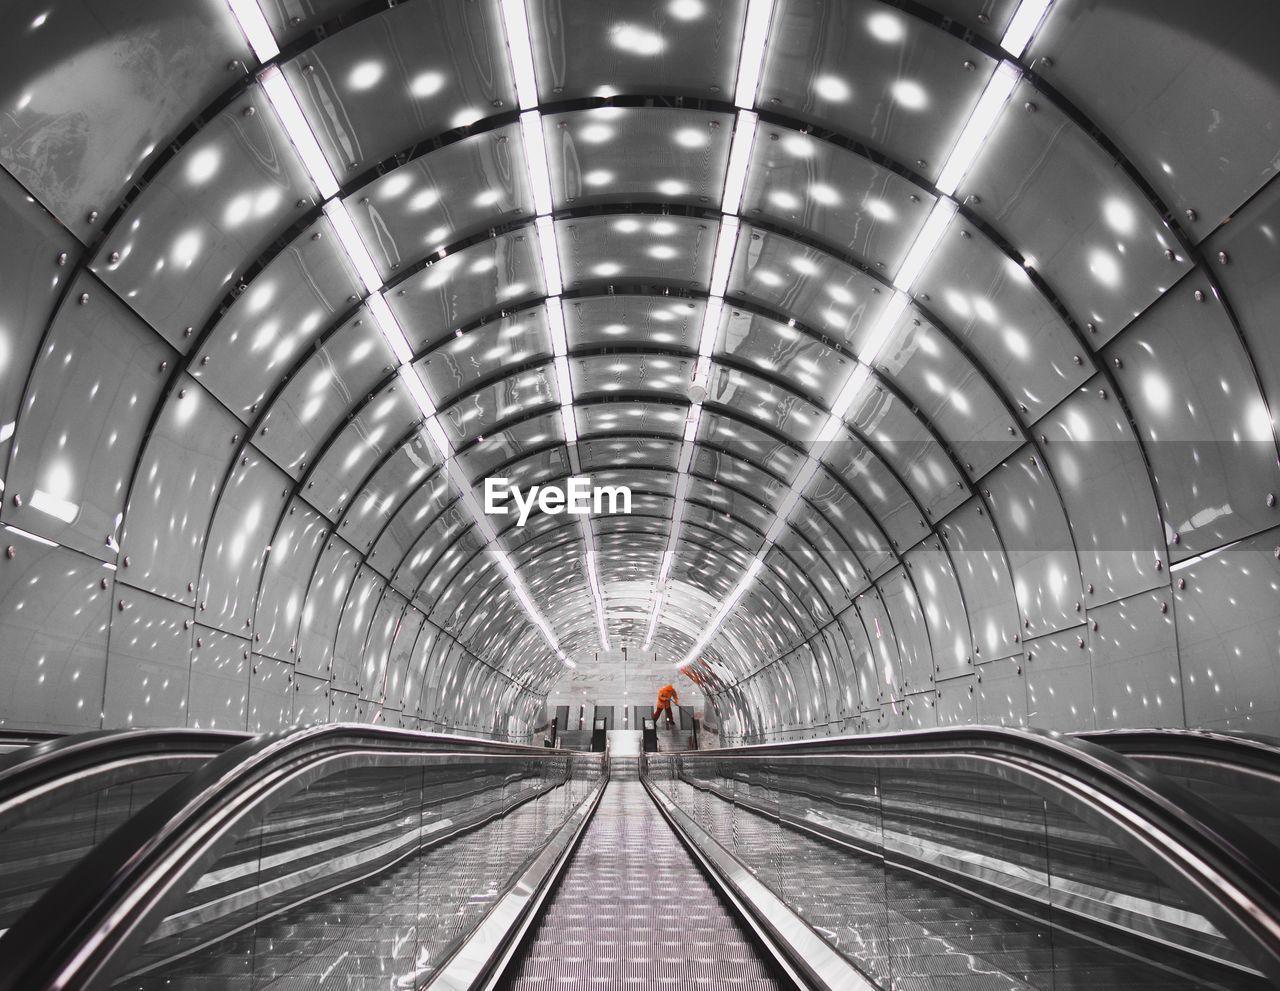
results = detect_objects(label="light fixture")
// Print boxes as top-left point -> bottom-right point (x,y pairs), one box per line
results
322,199 -> 383,293
546,295 -> 568,356
226,0 -> 280,64
398,364 -> 436,417
709,216 -> 740,297
934,62 -> 1020,196
721,110 -> 758,214
500,0 -> 539,109
734,0 -> 776,109
520,111 -> 554,215
855,291 -> 910,366
536,215 -> 563,295
892,199 -> 957,292
1001,0 -> 1053,57
367,292 -> 415,365
678,558 -> 762,666
259,65 -> 338,199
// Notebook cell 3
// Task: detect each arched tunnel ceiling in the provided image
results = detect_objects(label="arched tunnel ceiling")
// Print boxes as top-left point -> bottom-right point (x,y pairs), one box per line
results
0,0 -> 1278,739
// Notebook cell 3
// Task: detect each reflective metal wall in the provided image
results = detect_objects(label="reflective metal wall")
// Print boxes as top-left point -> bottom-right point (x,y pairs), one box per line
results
0,1 -> 1276,742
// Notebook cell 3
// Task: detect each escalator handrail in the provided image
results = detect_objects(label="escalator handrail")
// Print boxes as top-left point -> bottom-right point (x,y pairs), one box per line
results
671,725 -> 1280,983
0,723 -> 572,991
1077,727 -> 1280,781
0,727 -> 249,820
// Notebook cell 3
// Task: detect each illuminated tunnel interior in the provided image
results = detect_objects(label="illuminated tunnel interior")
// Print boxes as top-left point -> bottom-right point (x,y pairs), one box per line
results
1,0 -> 1279,746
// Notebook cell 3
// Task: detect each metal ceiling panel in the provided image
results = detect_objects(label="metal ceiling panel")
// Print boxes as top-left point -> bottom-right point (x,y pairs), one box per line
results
683,505 -> 759,553
938,496 -> 1020,662
295,534 -> 360,677
819,439 -> 925,557
395,506 -> 476,594
455,411 -> 563,480
904,541 -> 971,680
440,364 -> 556,446
692,447 -> 787,509
303,381 -> 419,520
118,378 -> 241,605
546,107 -> 734,210
761,0 -> 997,184
3,273 -> 174,560
345,123 -> 531,281
851,589 -> 901,703
388,231 -> 545,353
1024,628 -> 1094,732
1036,377 -> 1167,604
960,78 -> 1191,346
934,671 -> 976,728
254,499 -> 329,661
764,545 -> 835,624
580,437 -> 681,473
1104,274 -> 1280,559
564,294 -> 702,353
0,535 -> 110,731
848,381 -> 969,521
529,0 -> 747,102
774,524 -> 848,611
1088,588 -> 1182,730
687,476 -> 772,538
0,170 -> 81,480
572,352 -> 693,402
878,308 -> 1019,480
915,218 -> 1090,423
787,490 -> 875,592
402,620 -> 440,714
384,604 -> 425,710
331,568 -> 383,691
281,0 -> 516,178
417,310 -> 552,407
360,587 -> 406,701
730,225 -> 893,351
103,584 -> 195,728
197,447 -> 291,636
338,434 -> 437,558
188,625 -> 250,730
1032,0 -> 1280,242
697,409 -> 805,481
556,214 -> 715,292
292,671 -> 328,725
1203,176 -> 1280,428
368,471 -> 452,590
717,309 -> 853,410
248,654 -> 293,733
255,312 -> 395,481
576,402 -> 686,440
92,83 -> 314,347
1174,527 -> 1280,734
975,652 -> 1029,729
707,365 -> 826,445
741,126 -> 935,273
876,564 -> 933,693
193,215 -> 362,422
0,0 -> 250,241
981,451 -> 1085,637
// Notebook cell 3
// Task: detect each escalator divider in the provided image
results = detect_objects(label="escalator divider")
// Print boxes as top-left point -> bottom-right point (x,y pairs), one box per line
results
428,769 -> 611,991
639,772 -> 878,991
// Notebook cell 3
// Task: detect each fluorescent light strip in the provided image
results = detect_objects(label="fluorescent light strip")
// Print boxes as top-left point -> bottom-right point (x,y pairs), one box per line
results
226,0 -> 280,64
721,111 -> 758,215
500,0 -> 539,110
734,0 -> 776,109
642,590 -> 664,650
935,62 -> 1020,196
546,296 -> 568,356
369,293 -> 415,365
892,198 -> 958,292
1002,0 -> 1053,57
424,417 -> 452,459
536,215 -> 563,296
521,112 -> 554,215
709,216 -> 740,297
259,65 -> 339,200
679,558 -> 763,666
323,199 -> 384,293
855,291 -> 910,367
398,365 -> 436,417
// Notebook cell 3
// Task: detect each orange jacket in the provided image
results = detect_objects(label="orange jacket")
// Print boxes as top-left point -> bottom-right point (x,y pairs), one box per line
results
656,684 -> 679,707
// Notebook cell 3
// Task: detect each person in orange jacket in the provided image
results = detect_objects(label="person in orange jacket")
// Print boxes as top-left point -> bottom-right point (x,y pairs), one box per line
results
652,682 -> 679,728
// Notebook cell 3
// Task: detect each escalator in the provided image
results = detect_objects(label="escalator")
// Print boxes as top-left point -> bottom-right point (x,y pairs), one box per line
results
0,726 -> 1278,990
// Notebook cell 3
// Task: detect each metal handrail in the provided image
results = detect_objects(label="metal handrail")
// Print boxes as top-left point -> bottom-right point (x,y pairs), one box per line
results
660,725 -> 1280,985
0,724 -> 583,991
1078,727 -> 1280,782
0,727 -> 248,829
